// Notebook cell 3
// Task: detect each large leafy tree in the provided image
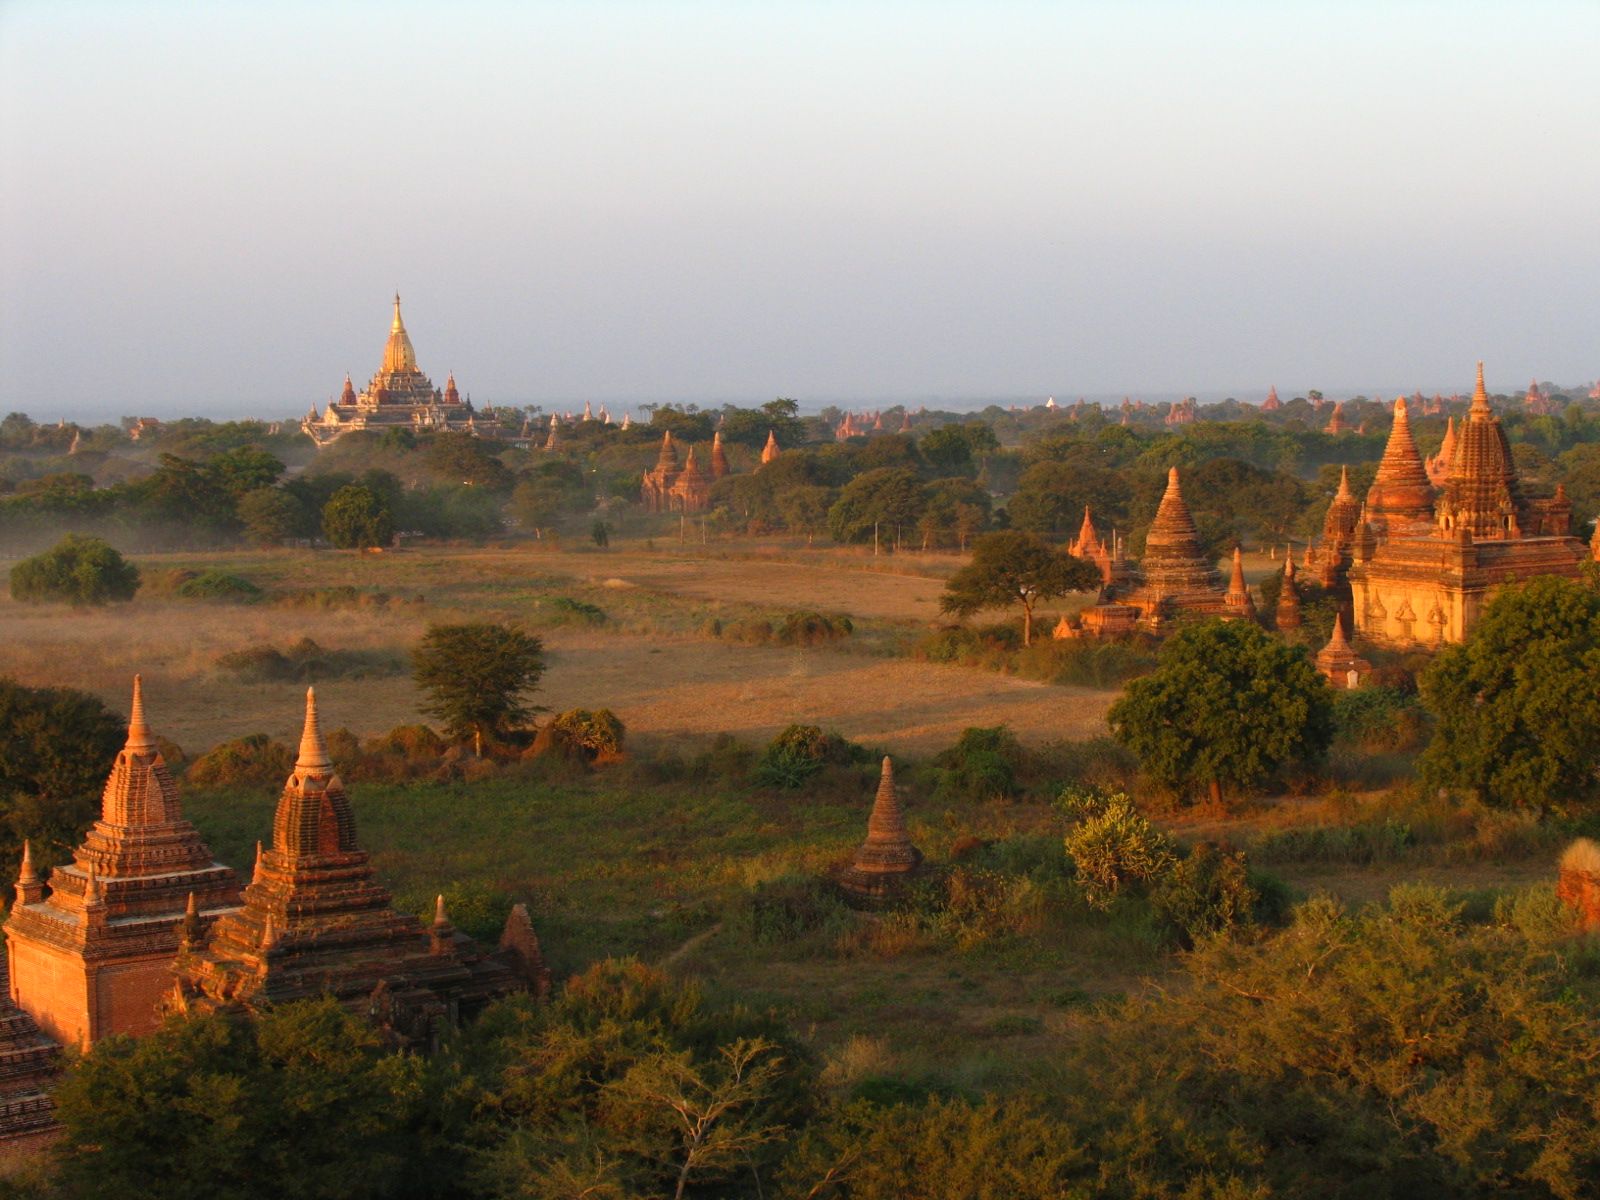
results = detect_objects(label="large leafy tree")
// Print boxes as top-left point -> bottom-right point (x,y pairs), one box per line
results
938,530 -> 1100,645
827,467 -> 927,544
52,1000 -> 441,1200
0,678 -> 125,866
322,483 -> 396,550
411,622 -> 546,745
1419,575 -> 1600,808
8,533 -> 141,605
1108,618 -> 1333,803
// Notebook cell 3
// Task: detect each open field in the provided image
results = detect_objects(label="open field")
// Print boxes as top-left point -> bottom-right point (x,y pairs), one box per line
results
0,540 -> 1114,754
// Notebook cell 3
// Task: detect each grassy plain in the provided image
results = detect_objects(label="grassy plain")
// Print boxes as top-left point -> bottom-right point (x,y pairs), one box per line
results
0,539 -> 1564,1089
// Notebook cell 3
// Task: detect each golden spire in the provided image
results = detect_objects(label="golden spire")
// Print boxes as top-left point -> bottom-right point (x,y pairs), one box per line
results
381,294 -> 418,375
1336,465 -> 1353,501
1470,360 -> 1491,418
295,688 -> 333,774
125,674 -> 156,754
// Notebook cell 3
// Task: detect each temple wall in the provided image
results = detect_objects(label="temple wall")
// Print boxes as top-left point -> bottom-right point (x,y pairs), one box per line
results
93,955 -> 177,1040
8,940 -> 89,1049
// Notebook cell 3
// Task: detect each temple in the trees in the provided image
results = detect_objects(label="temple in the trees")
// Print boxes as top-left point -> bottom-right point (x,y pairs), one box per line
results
301,295 -> 486,446
839,758 -> 923,898
5,678 -> 242,1048
1344,364 -> 1590,647
168,689 -> 546,1044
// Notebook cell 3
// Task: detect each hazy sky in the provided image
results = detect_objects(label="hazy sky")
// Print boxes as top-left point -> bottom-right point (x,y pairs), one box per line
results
2,1 -> 1597,422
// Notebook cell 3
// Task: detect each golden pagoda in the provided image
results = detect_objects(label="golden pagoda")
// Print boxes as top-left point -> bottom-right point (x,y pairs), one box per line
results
302,295 -> 485,446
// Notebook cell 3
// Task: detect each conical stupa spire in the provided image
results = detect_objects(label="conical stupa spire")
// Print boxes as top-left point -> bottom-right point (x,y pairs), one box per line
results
1471,360 -> 1491,417
295,688 -> 333,773
1283,543 -> 1296,578
1326,612 -> 1352,651
761,430 -> 781,463
252,841 -> 265,885
391,292 -> 403,331
433,894 -> 449,928
124,675 -> 157,754
18,840 -> 37,887
840,757 -> 923,894
1228,546 -> 1248,595
1336,465 -> 1353,501
83,865 -> 101,907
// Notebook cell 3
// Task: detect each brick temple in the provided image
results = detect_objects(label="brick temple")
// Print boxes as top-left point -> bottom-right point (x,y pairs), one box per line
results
168,689 -> 543,1045
1346,365 -> 1591,647
839,758 -> 924,898
5,678 -> 241,1048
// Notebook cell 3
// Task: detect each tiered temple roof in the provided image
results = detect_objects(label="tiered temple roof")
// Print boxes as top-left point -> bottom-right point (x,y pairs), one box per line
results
5,678 -> 241,1046
839,758 -> 923,898
1436,362 -> 1523,540
169,690 -> 535,1044
1114,468 -> 1227,627
1315,614 -> 1370,688
1365,396 -> 1436,534
1318,465 -> 1362,596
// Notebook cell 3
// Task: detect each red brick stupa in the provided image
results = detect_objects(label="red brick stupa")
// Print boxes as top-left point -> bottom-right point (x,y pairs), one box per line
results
5,678 -> 241,1047
1118,468 -> 1228,629
169,689 -> 540,1045
0,954 -> 61,1153
839,758 -> 924,898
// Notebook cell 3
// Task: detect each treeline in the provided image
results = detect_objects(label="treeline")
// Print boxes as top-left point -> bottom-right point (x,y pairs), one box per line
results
7,387 -> 1600,554
18,891 -> 1600,1200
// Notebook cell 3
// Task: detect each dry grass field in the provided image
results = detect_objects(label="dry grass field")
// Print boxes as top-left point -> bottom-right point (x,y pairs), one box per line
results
0,539 -> 1114,754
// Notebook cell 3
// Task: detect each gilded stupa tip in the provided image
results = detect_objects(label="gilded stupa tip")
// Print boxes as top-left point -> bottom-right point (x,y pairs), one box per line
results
1336,465 -> 1353,500
295,687 -> 333,774
392,292 -> 403,330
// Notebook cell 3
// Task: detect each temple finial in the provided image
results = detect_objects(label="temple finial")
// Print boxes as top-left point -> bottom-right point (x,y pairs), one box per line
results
1336,465 -> 1352,500
433,894 -> 449,928
252,840 -> 265,884
392,292 -> 403,330
18,840 -> 37,886
83,864 -> 102,906
295,688 -> 333,773
126,675 -> 156,753
1471,360 -> 1490,415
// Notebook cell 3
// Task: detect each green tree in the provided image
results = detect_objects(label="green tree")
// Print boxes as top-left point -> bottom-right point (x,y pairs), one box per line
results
0,678 -> 125,865
8,533 -> 141,605
937,530 -> 1100,645
775,484 -> 835,545
919,421 -> 1000,474
52,1000 -> 440,1200
207,447 -> 286,498
411,622 -> 546,744
322,483 -> 395,550
1109,618 -> 1333,804
827,467 -> 927,545
236,487 -> 307,545
1419,575 -> 1600,808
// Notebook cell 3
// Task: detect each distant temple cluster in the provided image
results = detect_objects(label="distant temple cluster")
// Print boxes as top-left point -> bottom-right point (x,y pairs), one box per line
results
1064,364 -> 1596,665
639,428 -> 780,514
1,681 -> 547,1148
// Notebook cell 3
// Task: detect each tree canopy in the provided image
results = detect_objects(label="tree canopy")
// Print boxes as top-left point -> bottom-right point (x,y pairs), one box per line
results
411,622 -> 547,744
322,483 -> 396,550
1108,618 -> 1333,802
938,530 -> 1101,645
1419,574 -> 1600,808
7,533 -> 141,605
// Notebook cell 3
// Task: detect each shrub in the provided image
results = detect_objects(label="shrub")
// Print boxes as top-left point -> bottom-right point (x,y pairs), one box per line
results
214,638 -> 403,683
731,874 -> 855,950
932,725 -> 1024,801
773,611 -> 853,646
536,708 -> 626,761
1151,841 -> 1261,945
186,734 -> 294,788
754,724 -> 864,788
8,534 -> 140,606
1332,685 -> 1425,751
367,724 -> 447,758
1064,794 -> 1176,909
543,596 -> 606,626
723,618 -> 774,644
322,483 -> 394,550
174,570 -> 262,602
